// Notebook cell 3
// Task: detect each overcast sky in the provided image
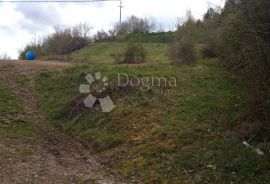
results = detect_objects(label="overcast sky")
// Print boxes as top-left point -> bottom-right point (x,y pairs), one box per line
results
0,0 -> 224,59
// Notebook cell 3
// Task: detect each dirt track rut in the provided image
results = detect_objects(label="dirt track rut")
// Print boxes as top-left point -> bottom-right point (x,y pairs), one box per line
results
0,61 -> 121,184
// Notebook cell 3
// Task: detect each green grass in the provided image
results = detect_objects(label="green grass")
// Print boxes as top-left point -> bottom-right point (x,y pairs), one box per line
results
70,42 -> 169,64
0,83 -> 37,157
36,44 -> 270,183
123,32 -> 173,43
12,75 -> 30,88
1,120 -> 37,142
0,85 -> 22,113
0,118 -> 38,157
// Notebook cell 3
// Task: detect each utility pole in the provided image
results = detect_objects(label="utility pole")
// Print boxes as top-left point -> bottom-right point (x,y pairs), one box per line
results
118,0 -> 124,25
34,32 -> 37,46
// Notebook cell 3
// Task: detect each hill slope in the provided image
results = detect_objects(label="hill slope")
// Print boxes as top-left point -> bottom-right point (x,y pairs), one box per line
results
34,43 -> 270,183
0,61 -> 122,184
69,42 -> 169,64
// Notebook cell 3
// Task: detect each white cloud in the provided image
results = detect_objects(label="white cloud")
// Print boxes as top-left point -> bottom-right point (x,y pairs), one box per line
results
15,3 -> 62,32
0,0 -> 225,59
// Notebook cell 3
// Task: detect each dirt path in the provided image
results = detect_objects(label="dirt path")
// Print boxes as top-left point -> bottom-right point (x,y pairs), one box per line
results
0,61 -> 122,184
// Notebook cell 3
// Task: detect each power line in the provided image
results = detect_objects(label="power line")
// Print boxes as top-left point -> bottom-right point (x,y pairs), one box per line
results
1,0 -> 119,2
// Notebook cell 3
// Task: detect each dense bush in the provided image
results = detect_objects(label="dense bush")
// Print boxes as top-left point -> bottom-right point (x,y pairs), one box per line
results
18,23 -> 91,59
92,29 -> 117,42
170,11 -> 197,65
201,44 -> 218,58
219,0 -> 270,122
175,11 -> 204,44
114,43 -> 147,64
18,42 -> 44,60
200,8 -> 222,58
44,28 -> 89,55
170,39 -> 196,65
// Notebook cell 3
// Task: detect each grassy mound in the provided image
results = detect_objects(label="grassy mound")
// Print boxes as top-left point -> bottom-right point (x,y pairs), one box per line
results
69,42 -> 169,64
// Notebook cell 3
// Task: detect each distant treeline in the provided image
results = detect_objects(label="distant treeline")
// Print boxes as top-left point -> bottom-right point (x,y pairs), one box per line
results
18,16 -> 163,59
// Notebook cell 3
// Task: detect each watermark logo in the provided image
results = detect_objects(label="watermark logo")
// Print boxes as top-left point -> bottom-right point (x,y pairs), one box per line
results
79,72 -> 115,113
79,72 -> 179,112
118,73 -> 177,92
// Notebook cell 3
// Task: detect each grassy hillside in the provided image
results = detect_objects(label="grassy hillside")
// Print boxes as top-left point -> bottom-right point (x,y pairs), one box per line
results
35,43 -> 270,183
70,42 -> 169,64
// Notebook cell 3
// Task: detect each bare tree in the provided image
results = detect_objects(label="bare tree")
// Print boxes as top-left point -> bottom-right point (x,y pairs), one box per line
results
0,52 -> 11,61
73,22 -> 93,38
19,23 -> 91,59
113,15 -> 157,35
157,23 -> 165,32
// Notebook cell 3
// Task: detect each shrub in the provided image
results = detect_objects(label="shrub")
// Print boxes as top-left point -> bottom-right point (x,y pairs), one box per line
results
169,39 -> 196,65
18,43 -> 43,60
18,23 -> 91,59
219,0 -> 270,122
201,44 -> 217,58
170,10 -> 198,65
111,52 -> 124,63
42,27 -> 90,55
114,43 -> 147,64
201,8 -> 222,58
